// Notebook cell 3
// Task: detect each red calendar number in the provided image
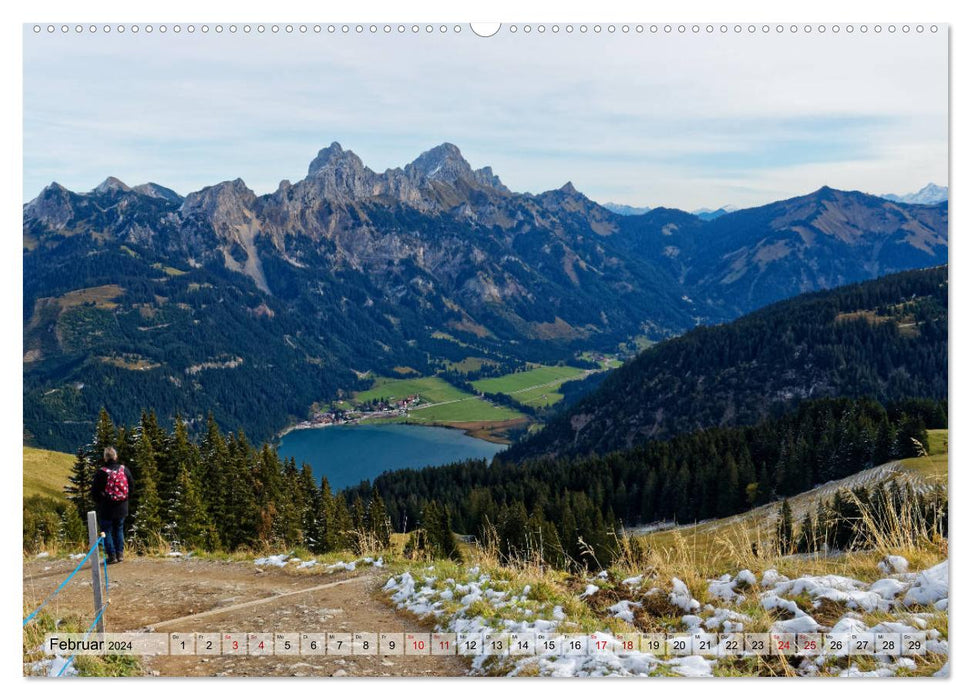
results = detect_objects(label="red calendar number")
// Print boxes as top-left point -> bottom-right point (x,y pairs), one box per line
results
623,640 -> 634,650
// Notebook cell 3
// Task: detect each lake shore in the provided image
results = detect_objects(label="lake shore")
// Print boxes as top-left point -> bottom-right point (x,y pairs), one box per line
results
278,414 -> 529,445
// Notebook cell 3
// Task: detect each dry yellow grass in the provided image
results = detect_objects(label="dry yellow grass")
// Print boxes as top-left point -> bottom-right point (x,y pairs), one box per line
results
637,429 -> 948,573
23,446 -> 74,502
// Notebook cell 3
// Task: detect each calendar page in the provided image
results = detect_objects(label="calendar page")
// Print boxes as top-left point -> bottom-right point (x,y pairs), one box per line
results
20,13 -> 949,682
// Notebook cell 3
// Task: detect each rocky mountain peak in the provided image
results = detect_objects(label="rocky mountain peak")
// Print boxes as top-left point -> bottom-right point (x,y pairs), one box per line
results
181,178 -> 256,219
406,142 -> 474,182
304,142 -> 375,200
307,142 -> 367,176
24,182 -> 74,229
558,181 -> 579,196
132,182 -> 183,204
93,176 -> 132,195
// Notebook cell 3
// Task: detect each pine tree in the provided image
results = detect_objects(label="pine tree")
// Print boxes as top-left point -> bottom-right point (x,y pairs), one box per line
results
169,464 -> 217,551
328,495 -> 354,552
299,464 -> 323,552
65,448 -> 94,520
223,432 -> 259,550
199,413 -> 231,532
367,487 -> 392,550
318,477 -> 336,552
131,430 -> 164,545
795,510 -> 816,553
255,444 -> 283,542
90,408 -> 118,464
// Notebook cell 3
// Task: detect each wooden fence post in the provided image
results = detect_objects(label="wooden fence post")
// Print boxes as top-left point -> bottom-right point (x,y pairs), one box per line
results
86,511 -> 106,633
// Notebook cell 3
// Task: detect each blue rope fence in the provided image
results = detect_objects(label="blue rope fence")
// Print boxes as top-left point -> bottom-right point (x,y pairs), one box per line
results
55,602 -> 110,677
23,536 -> 105,627
24,534 -> 112,677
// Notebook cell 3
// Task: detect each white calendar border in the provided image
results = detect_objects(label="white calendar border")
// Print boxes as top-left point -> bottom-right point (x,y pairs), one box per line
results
6,0 -> 962,698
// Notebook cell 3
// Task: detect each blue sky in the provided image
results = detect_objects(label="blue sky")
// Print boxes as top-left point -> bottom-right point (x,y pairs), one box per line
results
23,26 -> 948,210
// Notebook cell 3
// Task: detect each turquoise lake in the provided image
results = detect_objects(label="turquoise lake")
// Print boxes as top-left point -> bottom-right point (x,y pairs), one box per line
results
276,423 -> 505,490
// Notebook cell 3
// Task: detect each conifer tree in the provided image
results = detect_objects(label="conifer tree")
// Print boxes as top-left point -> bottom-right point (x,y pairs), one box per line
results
169,464 -> 218,551
367,487 -> 392,550
131,430 -> 164,545
65,448 -> 94,520
90,408 -> 118,464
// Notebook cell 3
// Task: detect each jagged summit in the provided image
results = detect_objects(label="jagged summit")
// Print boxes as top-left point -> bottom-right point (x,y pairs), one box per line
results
558,181 -> 579,195
93,176 -> 132,195
406,143 -> 471,180
307,141 -> 368,177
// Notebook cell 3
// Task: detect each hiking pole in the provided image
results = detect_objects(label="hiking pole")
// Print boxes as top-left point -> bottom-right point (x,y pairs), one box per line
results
86,511 -> 106,634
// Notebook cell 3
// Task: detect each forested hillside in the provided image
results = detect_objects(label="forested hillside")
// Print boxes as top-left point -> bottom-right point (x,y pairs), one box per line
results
509,266 -> 947,460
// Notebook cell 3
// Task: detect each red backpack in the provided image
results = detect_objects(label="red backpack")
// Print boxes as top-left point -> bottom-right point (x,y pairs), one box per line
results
102,465 -> 129,501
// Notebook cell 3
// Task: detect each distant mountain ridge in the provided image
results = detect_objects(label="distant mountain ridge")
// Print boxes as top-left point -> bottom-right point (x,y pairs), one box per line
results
601,202 -> 652,216
880,183 -> 948,205
23,144 -> 948,449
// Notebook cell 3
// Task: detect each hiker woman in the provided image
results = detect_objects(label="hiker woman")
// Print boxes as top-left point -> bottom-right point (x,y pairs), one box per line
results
90,447 -> 134,564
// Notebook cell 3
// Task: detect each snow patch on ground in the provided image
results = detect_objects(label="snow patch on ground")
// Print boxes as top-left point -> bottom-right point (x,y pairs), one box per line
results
380,559 -> 948,678
254,553 -> 290,567
669,578 -> 700,612
607,600 -> 642,622
903,561 -> 948,606
878,555 -> 909,574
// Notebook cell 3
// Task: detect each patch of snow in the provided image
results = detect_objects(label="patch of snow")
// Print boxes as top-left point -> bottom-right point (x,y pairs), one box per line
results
902,561 -> 948,607
767,573 -> 895,613
760,593 -> 806,617
703,607 -> 750,633
668,655 -> 715,677
772,615 -> 820,634
35,552 -> 50,559
681,614 -> 704,631
708,575 -> 742,604
254,553 -> 290,567
761,569 -> 788,587
607,600 -> 642,623
878,555 -> 909,574
735,569 -> 757,588
830,615 -> 867,635
579,584 -> 599,598
669,578 -> 700,612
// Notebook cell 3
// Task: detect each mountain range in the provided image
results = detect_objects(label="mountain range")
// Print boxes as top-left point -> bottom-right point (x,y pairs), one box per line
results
600,202 -> 736,220
23,143 -> 948,449
880,183 -> 948,206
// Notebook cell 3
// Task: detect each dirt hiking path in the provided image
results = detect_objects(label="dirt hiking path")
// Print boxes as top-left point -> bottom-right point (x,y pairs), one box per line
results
23,557 -> 468,677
